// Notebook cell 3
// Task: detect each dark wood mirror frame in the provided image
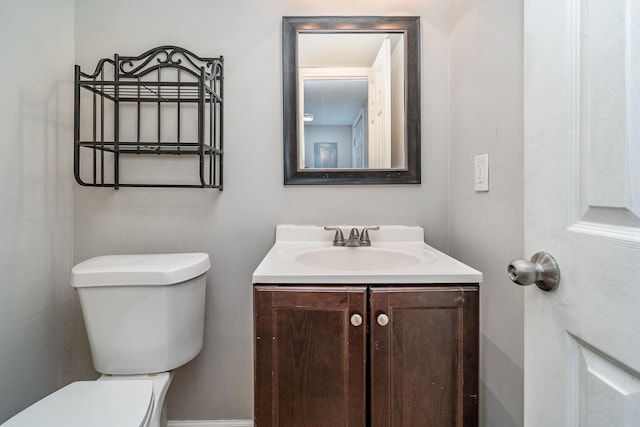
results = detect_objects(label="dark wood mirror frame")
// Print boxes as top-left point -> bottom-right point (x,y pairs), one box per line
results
283,16 -> 421,185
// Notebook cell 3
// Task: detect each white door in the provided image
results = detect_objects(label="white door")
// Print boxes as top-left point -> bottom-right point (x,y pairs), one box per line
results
352,108 -> 365,168
368,39 -> 391,168
524,0 -> 640,425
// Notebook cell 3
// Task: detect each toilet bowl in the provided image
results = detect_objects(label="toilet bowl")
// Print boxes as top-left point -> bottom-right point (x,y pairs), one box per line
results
1,253 -> 210,427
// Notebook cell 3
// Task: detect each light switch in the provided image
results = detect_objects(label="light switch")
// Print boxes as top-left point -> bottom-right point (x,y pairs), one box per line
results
474,154 -> 489,192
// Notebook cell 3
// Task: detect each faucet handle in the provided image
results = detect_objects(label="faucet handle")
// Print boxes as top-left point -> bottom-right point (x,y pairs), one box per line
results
324,226 -> 345,246
359,226 -> 380,246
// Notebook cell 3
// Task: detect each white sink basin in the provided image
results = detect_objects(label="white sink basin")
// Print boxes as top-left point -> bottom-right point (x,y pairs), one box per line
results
252,225 -> 483,284
295,247 -> 427,272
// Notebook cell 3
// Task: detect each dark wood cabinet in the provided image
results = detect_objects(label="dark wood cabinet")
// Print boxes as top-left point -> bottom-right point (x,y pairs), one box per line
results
254,284 -> 478,427
369,287 -> 479,427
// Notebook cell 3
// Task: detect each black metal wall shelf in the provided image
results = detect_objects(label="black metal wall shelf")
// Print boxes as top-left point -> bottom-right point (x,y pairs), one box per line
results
74,46 -> 223,189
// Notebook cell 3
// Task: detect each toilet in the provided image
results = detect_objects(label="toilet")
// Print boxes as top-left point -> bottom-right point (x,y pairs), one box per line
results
2,253 -> 210,427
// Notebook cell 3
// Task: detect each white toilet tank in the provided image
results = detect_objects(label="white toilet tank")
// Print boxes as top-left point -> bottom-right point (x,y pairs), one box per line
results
71,253 -> 210,375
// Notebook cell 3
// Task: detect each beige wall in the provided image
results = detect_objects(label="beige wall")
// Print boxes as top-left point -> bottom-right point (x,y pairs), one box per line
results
449,1 -> 525,426
0,0 -> 75,423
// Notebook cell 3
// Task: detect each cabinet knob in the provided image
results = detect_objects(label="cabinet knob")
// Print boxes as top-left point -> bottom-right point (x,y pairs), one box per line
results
350,314 -> 363,327
377,313 -> 389,326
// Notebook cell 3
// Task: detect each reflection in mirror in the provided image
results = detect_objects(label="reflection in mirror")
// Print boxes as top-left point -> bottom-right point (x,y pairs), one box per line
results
299,34 -> 405,170
283,16 -> 420,184
302,77 -> 369,168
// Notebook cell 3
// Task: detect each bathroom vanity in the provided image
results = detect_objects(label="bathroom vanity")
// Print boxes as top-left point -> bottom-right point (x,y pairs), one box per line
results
252,226 -> 482,427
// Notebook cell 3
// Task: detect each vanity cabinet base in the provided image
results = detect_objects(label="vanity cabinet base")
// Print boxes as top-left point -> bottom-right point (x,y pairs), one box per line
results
254,284 -> 479,427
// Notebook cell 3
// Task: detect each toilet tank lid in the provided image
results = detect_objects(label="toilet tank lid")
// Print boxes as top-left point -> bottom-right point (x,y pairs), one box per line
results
71,253 -> 211,287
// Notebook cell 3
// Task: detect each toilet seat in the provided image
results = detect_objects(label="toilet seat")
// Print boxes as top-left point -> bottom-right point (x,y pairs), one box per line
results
2,380 -> 154,427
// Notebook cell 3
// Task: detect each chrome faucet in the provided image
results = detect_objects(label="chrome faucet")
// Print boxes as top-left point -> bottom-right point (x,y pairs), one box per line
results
324,227 -> 345,246
359,226 -> 380,246
345,228 -> 361,247
324,226 -> 380,247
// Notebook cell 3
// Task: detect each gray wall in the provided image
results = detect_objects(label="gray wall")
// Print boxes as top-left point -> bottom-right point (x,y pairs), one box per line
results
0,0 -> 75,423
72,0 -> 451,420
449,1 -> 525,426
0,0 -> 526,425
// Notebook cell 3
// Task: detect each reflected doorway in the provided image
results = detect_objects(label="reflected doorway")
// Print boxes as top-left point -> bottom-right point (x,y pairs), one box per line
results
313,143 -> 338,168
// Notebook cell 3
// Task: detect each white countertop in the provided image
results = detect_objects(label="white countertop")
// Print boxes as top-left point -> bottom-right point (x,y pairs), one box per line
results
252,225 -> 483,284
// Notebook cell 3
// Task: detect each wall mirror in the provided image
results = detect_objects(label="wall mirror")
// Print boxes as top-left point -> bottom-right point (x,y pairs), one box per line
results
283,16 -> 421,184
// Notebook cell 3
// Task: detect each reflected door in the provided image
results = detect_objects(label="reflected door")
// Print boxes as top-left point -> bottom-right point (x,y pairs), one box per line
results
313,143 -> 338,168
352,109 -> 366,168
368,39 -> 391,168
524,0 -> 640,425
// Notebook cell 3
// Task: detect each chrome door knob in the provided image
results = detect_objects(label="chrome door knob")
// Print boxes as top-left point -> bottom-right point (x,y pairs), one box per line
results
508,252 -> 560,292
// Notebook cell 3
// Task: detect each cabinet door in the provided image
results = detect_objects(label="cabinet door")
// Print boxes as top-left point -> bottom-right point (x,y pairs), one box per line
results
369,286 -> 479,427
254,286 -> 367,427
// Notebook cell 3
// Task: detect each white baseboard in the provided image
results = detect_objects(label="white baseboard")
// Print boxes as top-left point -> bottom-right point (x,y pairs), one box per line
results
168,421 -> 253,427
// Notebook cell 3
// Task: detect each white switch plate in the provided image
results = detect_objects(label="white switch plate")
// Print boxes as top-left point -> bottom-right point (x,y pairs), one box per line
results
474,154 -> 489,192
